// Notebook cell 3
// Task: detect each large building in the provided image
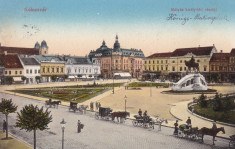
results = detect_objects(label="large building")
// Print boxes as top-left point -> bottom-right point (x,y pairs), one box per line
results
229,49 -> 235,82
88,35 -> 145,78
209,52 -> 230,82
144,45 -> 217,80
0,43 -> 39,55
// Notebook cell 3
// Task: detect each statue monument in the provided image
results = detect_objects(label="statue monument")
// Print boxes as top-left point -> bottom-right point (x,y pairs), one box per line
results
172,56 -> 208,91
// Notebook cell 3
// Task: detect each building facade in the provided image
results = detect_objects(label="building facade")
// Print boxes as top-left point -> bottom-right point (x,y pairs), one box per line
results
0,42 -> 39,55
63,55 -> 101,79
229,49 -> 235,82
19,55 -> 41,84
88,35 -> 145,78
34,55 -> 65,82
144,45 -> 217,81
0,53 -> 24,84
209,53 -> 230,82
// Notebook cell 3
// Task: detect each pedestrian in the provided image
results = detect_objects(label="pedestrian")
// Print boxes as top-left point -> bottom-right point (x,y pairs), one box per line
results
138,109 -> 142,117
95,101 -> 99,110
143,110 -> 147,117
174,120 -> 178,135
98,102 -> 101,109
212,120 -> 217,130
3,120 -> 7,133
77,120 -> 84,133
90,102 -> 94,111
186,117 -> 191,128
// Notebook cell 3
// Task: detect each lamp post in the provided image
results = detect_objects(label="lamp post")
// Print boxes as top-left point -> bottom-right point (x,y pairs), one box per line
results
124,95 -> 127,112
60,119 -> 66,149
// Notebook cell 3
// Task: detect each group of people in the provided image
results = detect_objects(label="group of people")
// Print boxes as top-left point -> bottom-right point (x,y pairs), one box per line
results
138,109 -> 148,117
90,101 -> 101,111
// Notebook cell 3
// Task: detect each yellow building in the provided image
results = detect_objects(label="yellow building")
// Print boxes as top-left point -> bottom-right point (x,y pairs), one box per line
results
144,45 -> 217,80
34,55 -> 65,82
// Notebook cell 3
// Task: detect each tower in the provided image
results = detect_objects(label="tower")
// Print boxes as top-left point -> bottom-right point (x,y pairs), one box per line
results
113,35 -> 120,51
39,40 -> 48,54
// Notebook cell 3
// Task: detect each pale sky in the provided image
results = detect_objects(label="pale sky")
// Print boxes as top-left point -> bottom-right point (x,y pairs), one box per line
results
0,0 -> 235,57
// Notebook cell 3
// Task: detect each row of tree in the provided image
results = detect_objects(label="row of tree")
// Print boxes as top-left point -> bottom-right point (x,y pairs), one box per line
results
0,98 -> 52,149
198,93 -> 235,111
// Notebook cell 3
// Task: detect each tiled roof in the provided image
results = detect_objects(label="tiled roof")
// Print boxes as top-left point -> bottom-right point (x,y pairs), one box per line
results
210,53 -> 229,62
20,57 -> 40,65
230,49 -> 235,56
0,46 -> 39,55
63,56 -> 91,64
147,52 -> 172,58
34,55 -> 64,62
0,54 -> 23,68
172,46 -> 214,56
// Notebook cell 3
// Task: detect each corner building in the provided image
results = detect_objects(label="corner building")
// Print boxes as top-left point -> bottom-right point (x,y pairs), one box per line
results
88,35 -> 145,78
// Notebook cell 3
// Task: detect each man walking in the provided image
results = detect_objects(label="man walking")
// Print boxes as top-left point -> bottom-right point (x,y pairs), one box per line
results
77,120 -> 84,133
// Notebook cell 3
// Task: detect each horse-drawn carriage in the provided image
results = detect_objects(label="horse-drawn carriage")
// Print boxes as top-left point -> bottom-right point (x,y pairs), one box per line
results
45,99 -> 61,108
95,107 -> 130,123
69,102 -> 88,113
177,124 -> 201,140
229,135 -> 235,148
132,115 -> 154,129
95,107 -> 112,120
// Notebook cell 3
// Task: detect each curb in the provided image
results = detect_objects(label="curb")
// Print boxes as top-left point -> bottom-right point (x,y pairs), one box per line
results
187,104 -> 235,128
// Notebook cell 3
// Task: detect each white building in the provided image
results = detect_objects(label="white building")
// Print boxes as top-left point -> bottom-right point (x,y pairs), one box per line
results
19,55 -> 41,84
63,56 -> 101,79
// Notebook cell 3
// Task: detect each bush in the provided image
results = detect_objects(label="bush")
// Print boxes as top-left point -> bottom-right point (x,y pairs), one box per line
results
198,93 -> 208,108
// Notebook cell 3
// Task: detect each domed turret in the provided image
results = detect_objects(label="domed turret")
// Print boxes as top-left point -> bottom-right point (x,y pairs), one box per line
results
41,40 -> 48,49
34,42 -> 40,49
113,35 -> 120,51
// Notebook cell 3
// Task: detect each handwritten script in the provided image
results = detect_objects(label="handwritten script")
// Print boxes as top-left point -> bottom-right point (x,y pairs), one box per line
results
166,8 -> 229,25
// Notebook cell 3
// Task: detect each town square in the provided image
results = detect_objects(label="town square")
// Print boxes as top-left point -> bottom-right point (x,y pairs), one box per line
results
1,0 -> 235,149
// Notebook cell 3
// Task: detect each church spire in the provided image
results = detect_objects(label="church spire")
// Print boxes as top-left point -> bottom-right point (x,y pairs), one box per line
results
113,35 -> 120,50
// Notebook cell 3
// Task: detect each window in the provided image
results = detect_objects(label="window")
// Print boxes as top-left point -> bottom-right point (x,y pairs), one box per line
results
145,61 -> 147,64
153,66 -> 155,71
47,68 -> 50,73
204,67 -> 207,71
172,60 -> 175,63
5,71 -> 7,74
57,68 -> 59,73
38,70 -> 40,73
15,71 -> 18,74
30,69 -> 32,74
161,60 -> 163,64
153,61 -> 155,64
43,68 -> 45,73
180,67 -> 182,71
149,67 -> 151,70
26,69 -> 29,74
184,67 -> 186,71
149,61 -> 151,64
20,71 -> 22,74
180,60 -> 182,63
35,69 -> 37,74
165,66 -> 168,70
197,60 -> 200,62
9,71 -> 11,75
161,66 -> 163,70
116,60 -> 118,63
172,66 -> 175,71
157,61 -> 159,64
165,60 -> 168,63
52,68 -> 55,73
211,66 -> 214,71
219,66 -> 222,71
61,68 -> 63,73
157,66 -> 159,71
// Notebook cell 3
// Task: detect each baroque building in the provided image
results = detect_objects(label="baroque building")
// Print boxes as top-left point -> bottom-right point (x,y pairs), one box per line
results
88,35 -> 145,78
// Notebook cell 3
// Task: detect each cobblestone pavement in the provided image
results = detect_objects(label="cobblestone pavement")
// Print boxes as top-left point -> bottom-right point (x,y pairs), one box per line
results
0,93 -> 231,149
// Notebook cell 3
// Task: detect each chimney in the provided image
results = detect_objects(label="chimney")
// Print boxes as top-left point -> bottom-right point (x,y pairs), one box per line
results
220,50 -> 223,53
4,51 -> 7,55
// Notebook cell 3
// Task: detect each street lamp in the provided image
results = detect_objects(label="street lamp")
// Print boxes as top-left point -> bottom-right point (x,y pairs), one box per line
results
60,119 -> 66,149
124,95 -> 127,112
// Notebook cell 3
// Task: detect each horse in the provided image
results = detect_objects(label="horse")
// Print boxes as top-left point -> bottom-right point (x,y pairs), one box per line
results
111,111 -> 130,123
199,127 -> 225,145
155,118 -> 168,131
185,56 -> 200,72
51,101 -> 61,108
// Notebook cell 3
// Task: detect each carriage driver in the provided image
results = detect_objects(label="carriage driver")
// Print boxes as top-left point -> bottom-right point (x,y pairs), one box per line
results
143,110 -> 148,117
186,117 -> 192,129
138,109 -> 142,117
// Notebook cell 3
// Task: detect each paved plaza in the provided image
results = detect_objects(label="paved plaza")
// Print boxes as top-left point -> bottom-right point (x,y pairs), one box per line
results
0,80 -> 235,148
0,92 -> 231,149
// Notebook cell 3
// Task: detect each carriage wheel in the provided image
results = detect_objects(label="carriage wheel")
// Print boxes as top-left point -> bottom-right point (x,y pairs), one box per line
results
143,123 -> 148,128
149,123 -> 154,129
178,131 -> 184,138
95,113 -> 99,119
132,120 -> 138,126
